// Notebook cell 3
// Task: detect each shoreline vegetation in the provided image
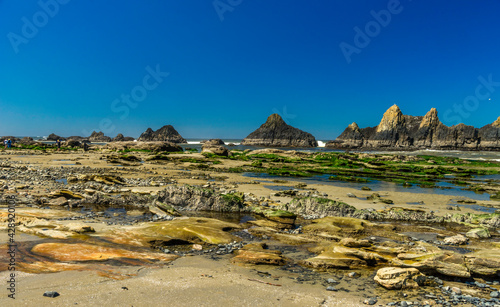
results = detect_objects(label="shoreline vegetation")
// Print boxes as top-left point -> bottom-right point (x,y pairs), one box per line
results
1,141 -> 500,306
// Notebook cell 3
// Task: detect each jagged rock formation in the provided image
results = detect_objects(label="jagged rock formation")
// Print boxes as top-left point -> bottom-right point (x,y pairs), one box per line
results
88,131 -> 112,142
137,125 -> 187,143
242,114 -> 318,148
326,105 -> 500,150
112,133 -> 135,142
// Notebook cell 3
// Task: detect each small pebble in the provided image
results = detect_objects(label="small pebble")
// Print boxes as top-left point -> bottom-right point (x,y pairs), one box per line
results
363,297 -> 377,305
326,278 -> 338,284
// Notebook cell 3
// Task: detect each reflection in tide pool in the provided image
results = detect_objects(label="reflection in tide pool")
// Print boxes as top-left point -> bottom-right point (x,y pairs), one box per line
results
244,173 -> 495,201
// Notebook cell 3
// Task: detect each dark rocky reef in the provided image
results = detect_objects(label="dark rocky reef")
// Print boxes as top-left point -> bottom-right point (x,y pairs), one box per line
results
104,141 -> 182,153
88,131 -> 112,142
137,125 -> 187,143
327,105 -> 500,150
242,114 -> 318,148
112,133 -> 135,142
47,133 -> 66,141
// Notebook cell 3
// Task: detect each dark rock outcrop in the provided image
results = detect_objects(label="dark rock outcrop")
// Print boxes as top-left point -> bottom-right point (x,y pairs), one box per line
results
242,114 -> 318,147
19,137 -> 37,146
155,185 -> 246,212
137,125 -> 187,143
47,134 -> 65,141
105,141 -> 182,153
326,105 -> 500,150
66,140 -> 82,147
66,136 -> 87,141
112,133 -> 135,142
88,131 -> 112,142
202,139 -> 225,146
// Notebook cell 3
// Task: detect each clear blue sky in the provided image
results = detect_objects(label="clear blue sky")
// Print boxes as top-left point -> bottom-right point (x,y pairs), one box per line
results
1,0 -> 500,139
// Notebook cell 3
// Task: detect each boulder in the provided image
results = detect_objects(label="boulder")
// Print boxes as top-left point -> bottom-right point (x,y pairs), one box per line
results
242,114 -> 318,147
202,145 -> 229,157
65,140 -> 81,147
443,234 -> 469,245
137,125 -> 187,143
466,228 -> 491,239
202,139 -> 225,146
374,267 -> 426,290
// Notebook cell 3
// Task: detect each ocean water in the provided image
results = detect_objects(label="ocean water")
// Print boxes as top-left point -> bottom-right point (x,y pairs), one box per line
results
13,136 -> 500,161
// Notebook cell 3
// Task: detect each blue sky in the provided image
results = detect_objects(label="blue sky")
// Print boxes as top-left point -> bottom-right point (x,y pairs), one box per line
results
1,0 -> 500,139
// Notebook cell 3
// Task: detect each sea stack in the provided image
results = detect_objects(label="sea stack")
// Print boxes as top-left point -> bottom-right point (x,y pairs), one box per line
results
242,114 -> 318,147
137,125 -> 187,143
326,105 -> 496,150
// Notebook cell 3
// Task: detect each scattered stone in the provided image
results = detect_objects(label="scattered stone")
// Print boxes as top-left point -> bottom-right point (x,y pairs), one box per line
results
347,193 -> 356,198
43,291 -> 60,298
363,297 -> 377,305
326,278 -> 338,284
491,291 -> 499,298
348,272 -> 358,278
326,286 -> 337,291
451,286 -> 461,294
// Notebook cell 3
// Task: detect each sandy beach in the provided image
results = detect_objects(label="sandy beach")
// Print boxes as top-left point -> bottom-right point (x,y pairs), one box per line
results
1,148 -> 499,307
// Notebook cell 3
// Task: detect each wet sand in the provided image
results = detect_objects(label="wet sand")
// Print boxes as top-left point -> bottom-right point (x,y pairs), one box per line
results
0,256 -> 367,307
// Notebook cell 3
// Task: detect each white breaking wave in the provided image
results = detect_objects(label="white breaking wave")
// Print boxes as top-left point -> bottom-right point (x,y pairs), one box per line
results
317,141 -> 326,148
187,141 -> 201,144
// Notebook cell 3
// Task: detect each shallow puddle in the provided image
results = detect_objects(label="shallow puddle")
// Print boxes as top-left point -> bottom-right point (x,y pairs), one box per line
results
245,172 -> 496,201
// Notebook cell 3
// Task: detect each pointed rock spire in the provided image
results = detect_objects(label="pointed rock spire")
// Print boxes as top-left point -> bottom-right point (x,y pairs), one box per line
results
348,122 -> 359,130
263,114 -> 287,127
492,116 -> 500,128
242,114 -> 317,147
376,105 -> 404,132
419,108 -> 441,128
